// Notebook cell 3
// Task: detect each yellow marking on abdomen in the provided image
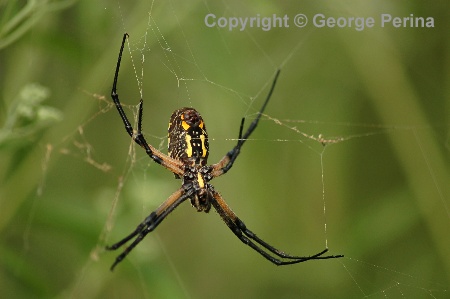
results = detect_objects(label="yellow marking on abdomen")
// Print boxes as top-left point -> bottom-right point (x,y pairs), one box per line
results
185,134 -> 193,157
200,134 -> 207,157
181,120 -> 190,130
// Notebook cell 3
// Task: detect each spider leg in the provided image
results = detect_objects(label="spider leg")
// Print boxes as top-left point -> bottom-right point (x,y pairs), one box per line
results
111,33 -> 184,177
211,69 -> 280,178
210,190 -> 343,265
111,34 -> 133,136
106,186 -> 193,271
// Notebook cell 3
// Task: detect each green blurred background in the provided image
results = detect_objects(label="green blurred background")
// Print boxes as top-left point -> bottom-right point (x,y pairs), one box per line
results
1,1 -> 449,298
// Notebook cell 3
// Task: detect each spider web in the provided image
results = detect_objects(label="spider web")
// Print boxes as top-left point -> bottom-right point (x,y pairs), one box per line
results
1,1 -> 449,298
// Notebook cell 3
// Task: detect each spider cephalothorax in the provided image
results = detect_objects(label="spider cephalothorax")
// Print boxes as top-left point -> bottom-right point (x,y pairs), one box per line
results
106,33 -> 343,271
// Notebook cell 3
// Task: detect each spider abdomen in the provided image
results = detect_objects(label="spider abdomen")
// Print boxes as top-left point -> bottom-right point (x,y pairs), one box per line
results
168,108 -> 209,167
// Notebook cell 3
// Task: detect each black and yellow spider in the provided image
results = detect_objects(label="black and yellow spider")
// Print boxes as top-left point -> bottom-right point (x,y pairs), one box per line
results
106,33 -> 343,271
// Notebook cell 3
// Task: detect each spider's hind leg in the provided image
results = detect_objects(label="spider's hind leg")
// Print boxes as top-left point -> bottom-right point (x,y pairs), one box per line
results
210,190 -> 344,265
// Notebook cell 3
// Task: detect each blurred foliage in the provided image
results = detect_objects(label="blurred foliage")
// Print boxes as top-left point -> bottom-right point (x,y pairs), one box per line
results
0,0 -> 76,50
0,83 -> 62,149
0,1 -> 449,298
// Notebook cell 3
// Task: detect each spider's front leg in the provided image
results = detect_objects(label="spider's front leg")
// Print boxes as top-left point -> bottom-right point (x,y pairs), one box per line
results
110,33 -> 149,148
211,69 -> 280,178
110,33 -> 184,177
111,33 -> 134,138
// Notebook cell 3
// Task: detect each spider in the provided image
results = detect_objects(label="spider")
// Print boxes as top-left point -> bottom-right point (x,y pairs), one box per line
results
106,33 -> 343,271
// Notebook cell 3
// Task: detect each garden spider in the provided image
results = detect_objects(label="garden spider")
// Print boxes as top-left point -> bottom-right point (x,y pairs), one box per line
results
106,33 -> 343,271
